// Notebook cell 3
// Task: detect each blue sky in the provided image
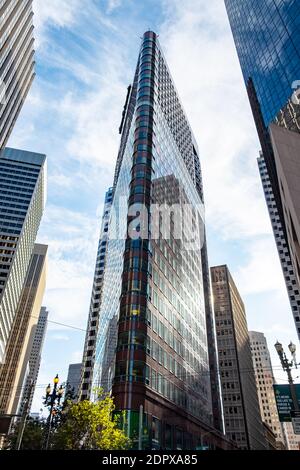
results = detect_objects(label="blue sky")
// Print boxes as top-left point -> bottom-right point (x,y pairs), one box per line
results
8,0 -> 299,412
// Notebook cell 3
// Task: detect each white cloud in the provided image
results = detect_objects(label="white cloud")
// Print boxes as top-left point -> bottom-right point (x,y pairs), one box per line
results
71,350 -> 84,363
33,0 -> 81,31
36,205 -> 100,328
160,0 -> 269,240
107,0 -> 122,14
51,334 -> 70,341
233,237 -> 286,295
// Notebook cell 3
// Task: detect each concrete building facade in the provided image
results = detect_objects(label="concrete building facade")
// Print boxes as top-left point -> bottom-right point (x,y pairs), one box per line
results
0,244 -> 47,416
211,265 -> 266,450
79,187 -> 113,401
249,331 -> 285,449
257,155 -> 300,339
0,0 -> 35,149
0,148 -> 46,364
18,306 -> 48,416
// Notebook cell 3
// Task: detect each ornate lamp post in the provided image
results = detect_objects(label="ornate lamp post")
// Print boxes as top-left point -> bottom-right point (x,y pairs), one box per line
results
43,374 -> 64,450
274,341 -> 299,412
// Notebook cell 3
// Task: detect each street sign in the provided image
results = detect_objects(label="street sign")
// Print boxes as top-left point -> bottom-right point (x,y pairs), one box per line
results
291,411 -> 300,435
273,384 -> 300,422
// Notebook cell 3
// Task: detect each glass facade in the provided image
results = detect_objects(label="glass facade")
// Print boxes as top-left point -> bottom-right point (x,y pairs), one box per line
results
0,0 -> 35,149
0,147 -> 45,364
91,31 -> 225,450
225,0 -> 300,127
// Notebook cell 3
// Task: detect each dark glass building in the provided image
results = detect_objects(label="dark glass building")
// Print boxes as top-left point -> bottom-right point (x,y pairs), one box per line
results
0,0 -> 35,149
225,0 -> 300,339
225,0 -> 300,127
90,31 -> 232,450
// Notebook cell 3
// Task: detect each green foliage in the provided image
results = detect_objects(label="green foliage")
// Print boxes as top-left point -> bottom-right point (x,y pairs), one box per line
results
5,418 -> 45,450
51,390 -> 130,450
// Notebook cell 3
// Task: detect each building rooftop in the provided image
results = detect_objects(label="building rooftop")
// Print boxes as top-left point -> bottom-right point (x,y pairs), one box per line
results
0,147 -> 46,167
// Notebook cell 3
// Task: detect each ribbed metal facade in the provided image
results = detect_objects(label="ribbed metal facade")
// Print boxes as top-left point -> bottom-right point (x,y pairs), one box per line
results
0,0 -> 35,149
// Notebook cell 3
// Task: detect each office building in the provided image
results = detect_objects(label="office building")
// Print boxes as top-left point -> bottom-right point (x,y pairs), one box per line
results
257,156 -> 300,337
66,363 -> 82,401
249,331 -> 285,449
0,0 -> 35,149
225,0 -> 300,340
0,148 -> 46,363
18,306 -> 48,416
0,244 -> 47,416
79,187 -> 113,401
211,265 -> 266,450
91,31 -> 230,450
283,422 -> 300,451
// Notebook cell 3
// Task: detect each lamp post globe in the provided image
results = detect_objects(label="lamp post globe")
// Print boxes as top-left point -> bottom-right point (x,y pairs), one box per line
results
288,342 -> 296,355
275,341 -> 283,355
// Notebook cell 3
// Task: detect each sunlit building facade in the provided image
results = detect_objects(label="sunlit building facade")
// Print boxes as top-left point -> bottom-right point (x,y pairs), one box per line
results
18,306 -> 48,417
0,148 -> 46,364
91,31 -> 229,450
249,331 -> 285,449
211,265 -> 266,450
0,244 -> 47,416
0,0 -> 35,149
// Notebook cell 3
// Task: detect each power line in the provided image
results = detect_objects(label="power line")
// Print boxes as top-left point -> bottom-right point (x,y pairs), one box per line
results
0,364 -> 297,394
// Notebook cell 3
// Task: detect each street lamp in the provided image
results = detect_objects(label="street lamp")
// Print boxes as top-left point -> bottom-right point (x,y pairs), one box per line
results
274,341 -> 299,412
288,342 -> 297,369
43,374 -> 64,450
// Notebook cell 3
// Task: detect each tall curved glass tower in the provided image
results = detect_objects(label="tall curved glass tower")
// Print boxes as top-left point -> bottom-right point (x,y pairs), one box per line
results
90,31 -> 229,450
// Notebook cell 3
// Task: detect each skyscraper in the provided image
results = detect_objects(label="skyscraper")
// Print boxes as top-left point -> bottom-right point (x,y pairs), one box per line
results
79,187 -> 113,401
283,422 -> 300,451
211,265 -> 266,450
0,244 -> 47,416
0,148 -> 46,364
66,363 -> 82,402
225,0 -> 300,340
257,155 -> 300,338
0,0 -> 35,149
249,331 -> 285,449
18,306 -> 48,417
91,31 -> 229,450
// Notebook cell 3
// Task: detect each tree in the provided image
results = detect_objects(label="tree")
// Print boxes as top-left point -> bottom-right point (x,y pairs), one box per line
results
51,390 -> 130,450
5,417 -> 45,450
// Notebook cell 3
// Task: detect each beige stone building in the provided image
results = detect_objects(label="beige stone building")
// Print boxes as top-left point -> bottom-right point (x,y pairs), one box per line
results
249,331 -> 285,449
270,124 -> 300,294
211,265 -> 266,450
0,243 -> 47,416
